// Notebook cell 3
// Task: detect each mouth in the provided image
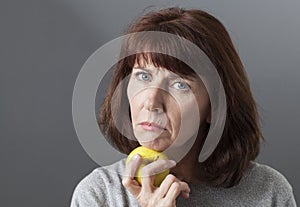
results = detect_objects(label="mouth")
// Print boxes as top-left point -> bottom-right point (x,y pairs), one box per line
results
139,122 -> 166,132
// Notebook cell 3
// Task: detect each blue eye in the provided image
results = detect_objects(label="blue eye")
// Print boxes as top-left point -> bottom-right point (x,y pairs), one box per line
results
173,81 -> 190,90
136,72 -> 151,81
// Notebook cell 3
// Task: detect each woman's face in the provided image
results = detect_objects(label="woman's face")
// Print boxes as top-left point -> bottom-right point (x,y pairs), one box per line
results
127,60 -> 211,152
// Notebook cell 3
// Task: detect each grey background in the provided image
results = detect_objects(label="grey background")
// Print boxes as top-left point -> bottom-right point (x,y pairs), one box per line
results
1,0 -> 299,206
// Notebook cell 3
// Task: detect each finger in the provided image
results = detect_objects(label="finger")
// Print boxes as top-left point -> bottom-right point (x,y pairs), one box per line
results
122,177 -> 141,197
170,177 -> 190,198
180,191 -> 190,199
124,153 -> 142,178
158,174 -> 190,198
164,181 -> 190,200
173,178 -> 191,199
141,160 -> 176,191
122,154 -> 142,197
157,174 -> 177,197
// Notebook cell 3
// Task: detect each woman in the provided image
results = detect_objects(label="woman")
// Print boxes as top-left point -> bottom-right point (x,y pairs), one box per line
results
71,7 -> 296,206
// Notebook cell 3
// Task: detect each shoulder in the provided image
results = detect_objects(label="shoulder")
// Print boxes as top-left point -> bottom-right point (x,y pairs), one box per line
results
249,162 -> 292,190
70,159 -> 126,207
244,161 -> 296,205
74,159 -> 126,190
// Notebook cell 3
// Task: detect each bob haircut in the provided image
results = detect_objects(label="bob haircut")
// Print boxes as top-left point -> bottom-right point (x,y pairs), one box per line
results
99,7 -> 263,188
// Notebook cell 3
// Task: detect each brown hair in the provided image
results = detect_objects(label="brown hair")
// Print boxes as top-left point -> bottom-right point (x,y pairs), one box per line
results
99,7 -> 263,188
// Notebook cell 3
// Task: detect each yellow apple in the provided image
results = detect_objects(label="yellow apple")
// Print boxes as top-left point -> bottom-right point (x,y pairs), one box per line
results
126,146 -> 170,187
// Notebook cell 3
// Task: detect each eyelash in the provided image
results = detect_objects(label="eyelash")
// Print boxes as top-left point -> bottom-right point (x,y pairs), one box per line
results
133,71 -> 191,91
135,71 -> 151,82
172,81 -> 190,91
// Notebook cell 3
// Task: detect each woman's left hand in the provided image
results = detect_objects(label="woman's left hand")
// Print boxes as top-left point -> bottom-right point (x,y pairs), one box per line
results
122,154 -> 190,207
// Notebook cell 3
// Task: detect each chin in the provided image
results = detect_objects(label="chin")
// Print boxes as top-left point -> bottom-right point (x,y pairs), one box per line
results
140,139 -> 170,152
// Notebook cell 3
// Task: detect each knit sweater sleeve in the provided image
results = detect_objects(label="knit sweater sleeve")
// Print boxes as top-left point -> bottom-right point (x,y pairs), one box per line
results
270,167 -> 297,207
70,169 -> 108,207
285,195 -> 297,207
70,160 -> 140,207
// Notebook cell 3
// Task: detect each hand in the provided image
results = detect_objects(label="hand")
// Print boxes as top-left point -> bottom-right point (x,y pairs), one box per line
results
122,154 -> 190,207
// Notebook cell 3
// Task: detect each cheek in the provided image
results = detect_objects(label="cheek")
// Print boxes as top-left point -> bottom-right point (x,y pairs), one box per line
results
128,90 -> 149,126
128,81 -> 141,123
127,80 -> 135,101
129,99 -> 140,124
182,101 -> 201,132
172,85 -> 210,142
167,96 -> 200,145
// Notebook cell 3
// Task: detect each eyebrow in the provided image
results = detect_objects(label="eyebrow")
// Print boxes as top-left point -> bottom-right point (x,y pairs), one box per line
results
132,67 -> 155,74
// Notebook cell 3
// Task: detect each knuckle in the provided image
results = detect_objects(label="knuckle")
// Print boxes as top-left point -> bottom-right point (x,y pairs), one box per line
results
165,174 -> 176,182
173,182 -> 180,188
122,178 -> 130,187
160,159 -> 174,168
171,182 -> 180,192
141,166 -> 152,176
159,159 -> 169,165
148,199 -> 156,206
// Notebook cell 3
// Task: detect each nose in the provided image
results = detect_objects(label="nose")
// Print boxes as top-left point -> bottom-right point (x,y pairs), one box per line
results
143,88 -> 164,113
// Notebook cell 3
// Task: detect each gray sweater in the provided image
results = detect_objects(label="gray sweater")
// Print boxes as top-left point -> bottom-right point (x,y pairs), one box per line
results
70,159 -> 297,207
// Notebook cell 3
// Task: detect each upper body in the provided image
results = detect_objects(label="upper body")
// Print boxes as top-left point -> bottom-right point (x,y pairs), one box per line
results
72,7 -> 297,207
70,159 -> 297,207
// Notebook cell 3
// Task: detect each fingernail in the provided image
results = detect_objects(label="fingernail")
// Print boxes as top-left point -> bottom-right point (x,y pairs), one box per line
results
133,153 -> 140,160
170,160 -> 177,166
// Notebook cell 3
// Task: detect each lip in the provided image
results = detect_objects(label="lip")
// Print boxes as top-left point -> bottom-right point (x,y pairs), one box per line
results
139,122 -> 166,132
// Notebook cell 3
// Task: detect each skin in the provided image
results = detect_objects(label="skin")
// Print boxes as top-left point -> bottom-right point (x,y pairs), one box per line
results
123,59 -> 211,206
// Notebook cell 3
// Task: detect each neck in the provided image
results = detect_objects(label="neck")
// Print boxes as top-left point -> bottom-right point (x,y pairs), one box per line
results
170,139 -> 202,183
169,125 -> 209,184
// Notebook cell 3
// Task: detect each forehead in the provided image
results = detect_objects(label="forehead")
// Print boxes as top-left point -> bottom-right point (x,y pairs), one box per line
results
132,53 -> 198,81
133,60 -> 182,79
